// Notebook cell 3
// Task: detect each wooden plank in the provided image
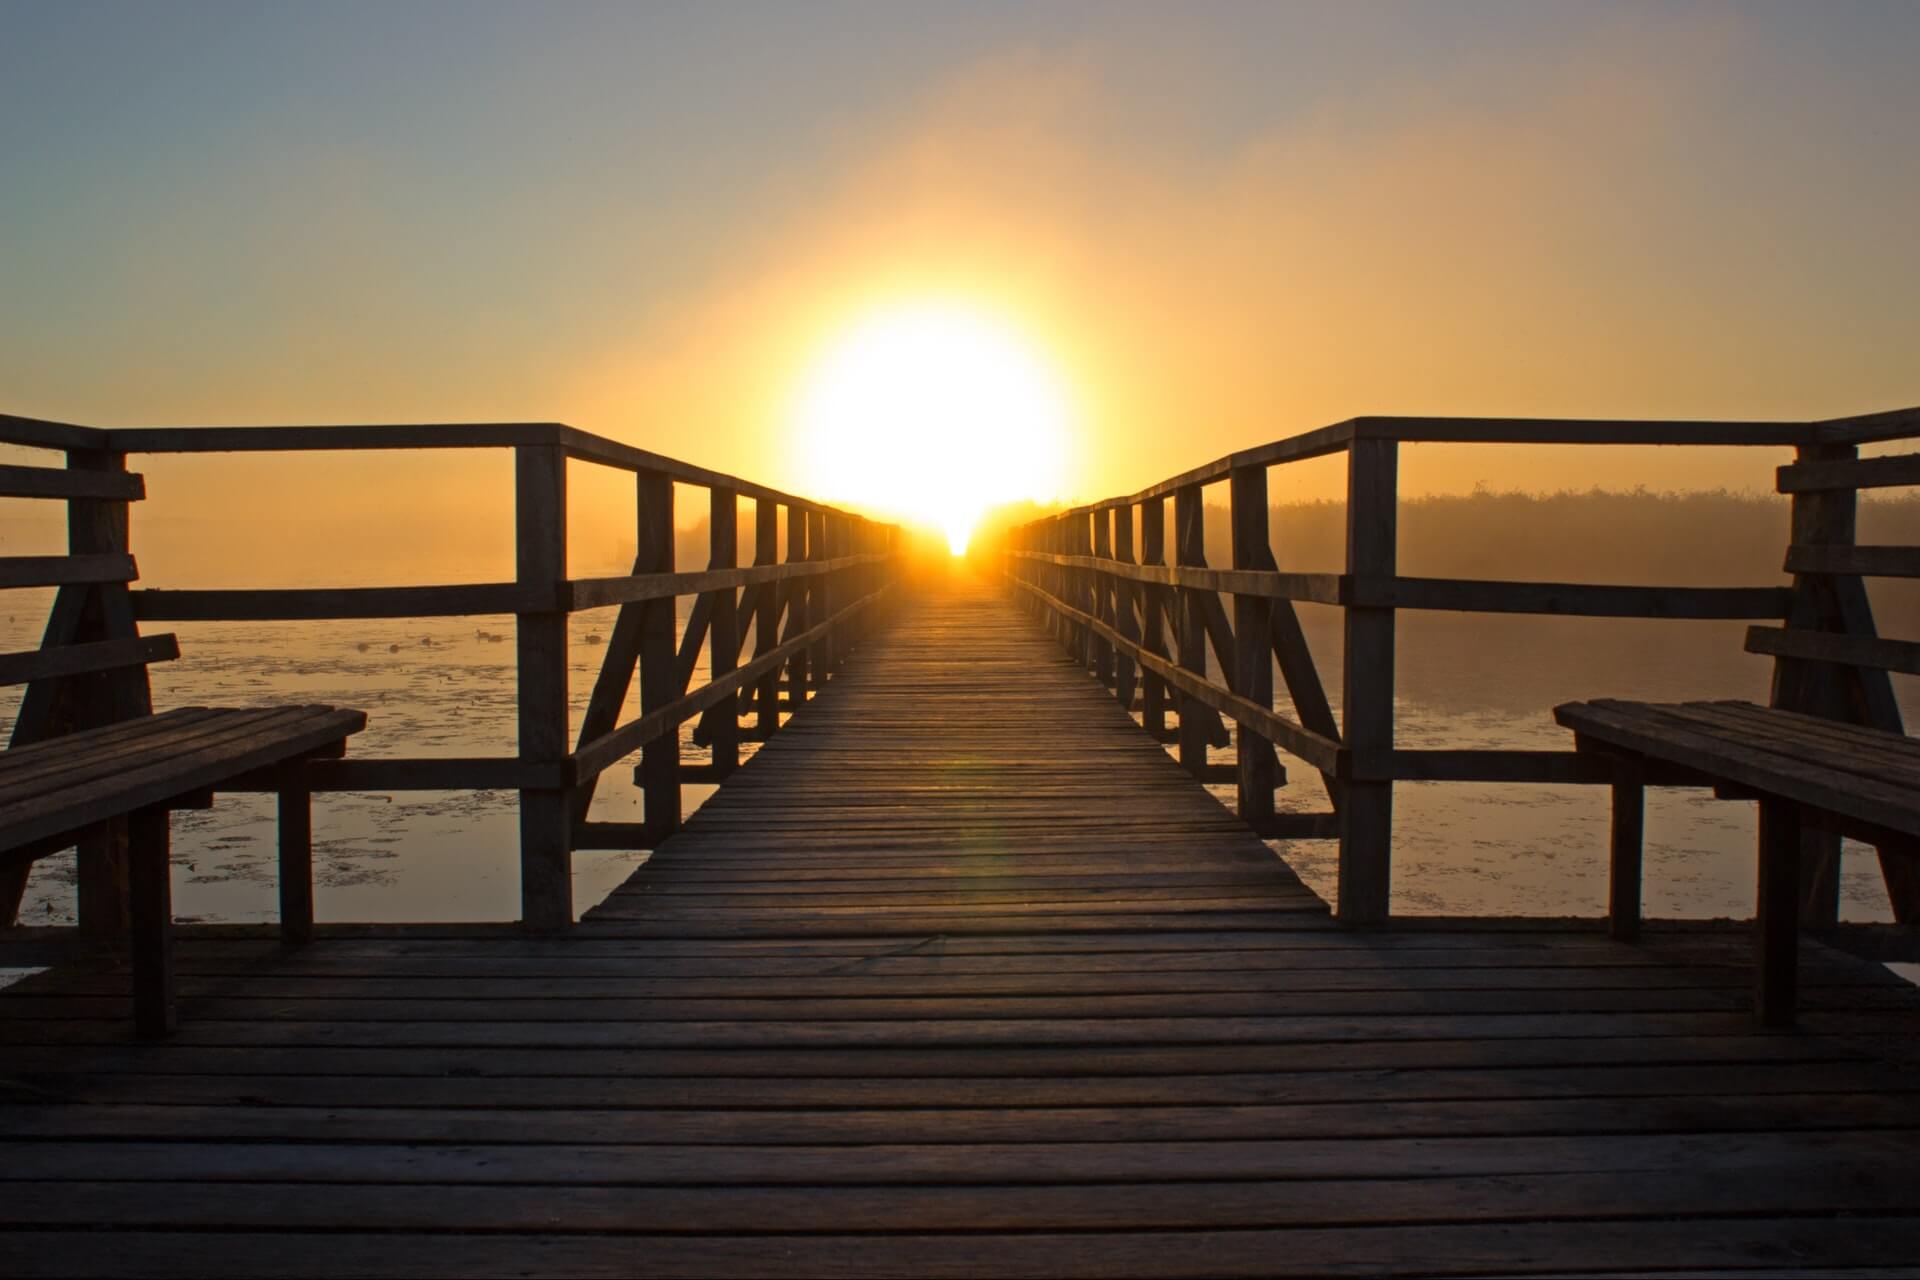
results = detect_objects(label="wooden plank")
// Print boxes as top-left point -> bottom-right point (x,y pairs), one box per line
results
133,581 -> 545,621
0,462 -> 143,500
1779,450 -> 1920,493
0,553 -> 135,590
566,555 -> 884,611
1358,414 -> 1816,448
0,708 -> 365,852
1747,625 -> 1920,677
1353,577 -> 1792,619
1554,700 -> 1920,839
1008,552 -> 1347,606
0,411 -> 111,451
0,634 -> 178,687
1785,543 -> 1920,578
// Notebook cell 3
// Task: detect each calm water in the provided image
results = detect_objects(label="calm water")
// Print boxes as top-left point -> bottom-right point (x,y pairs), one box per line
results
3,593 -> 1905,925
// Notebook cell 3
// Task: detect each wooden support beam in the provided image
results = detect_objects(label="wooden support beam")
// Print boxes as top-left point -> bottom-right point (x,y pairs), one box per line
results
1138,499 -> 1169,739
1756,797 -> 1802,1028
785,503 -> 809,707
1112,504 -> 1140,713
513,444 -> 571,932
753,499 -> 781,737
1230,463 -> 1277,826
707,487 -> 740,779
127,805 -> 175,1040
278,778 -> 313,946
1173,484 -> 1210,777
635,470 -> 680,840
1608,756 -> 1645,942
1339,436 -> 1397,927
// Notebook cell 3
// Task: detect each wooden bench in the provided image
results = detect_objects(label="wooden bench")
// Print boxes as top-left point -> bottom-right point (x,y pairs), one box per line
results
0,437 -> 366,1036
0,706 -> 364,1035
1557,698 -> 1919,1027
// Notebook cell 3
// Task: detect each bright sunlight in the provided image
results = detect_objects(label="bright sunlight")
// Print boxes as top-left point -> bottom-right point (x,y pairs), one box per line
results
790,301 -> 1071,554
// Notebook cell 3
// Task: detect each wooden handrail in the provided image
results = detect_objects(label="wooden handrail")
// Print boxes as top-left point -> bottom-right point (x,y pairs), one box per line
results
2,409 -> 903,933
1004,403 -> 1920,929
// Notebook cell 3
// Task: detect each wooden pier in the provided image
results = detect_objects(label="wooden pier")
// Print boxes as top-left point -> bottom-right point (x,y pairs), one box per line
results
7,574 -> 1920,1276
8,406 -> 1920,1275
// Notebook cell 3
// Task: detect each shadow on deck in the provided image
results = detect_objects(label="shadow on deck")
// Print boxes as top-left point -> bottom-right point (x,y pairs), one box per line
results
6,575 -> 1920,1277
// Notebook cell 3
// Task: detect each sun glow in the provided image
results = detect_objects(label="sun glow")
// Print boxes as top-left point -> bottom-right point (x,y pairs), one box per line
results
790,302 -> 1071,554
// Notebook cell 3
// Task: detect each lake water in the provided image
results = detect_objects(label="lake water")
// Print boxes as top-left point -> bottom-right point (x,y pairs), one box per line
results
3,586 -> 1906,926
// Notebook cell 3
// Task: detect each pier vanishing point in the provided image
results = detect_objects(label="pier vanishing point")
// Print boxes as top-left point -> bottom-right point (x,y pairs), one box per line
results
6,407 -> 1920,1277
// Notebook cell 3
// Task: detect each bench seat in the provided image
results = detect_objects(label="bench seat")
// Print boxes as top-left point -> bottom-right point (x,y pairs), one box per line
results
0,704 -> 366,1037
1556,697 -> 1920,1026
0,706 -> 365,855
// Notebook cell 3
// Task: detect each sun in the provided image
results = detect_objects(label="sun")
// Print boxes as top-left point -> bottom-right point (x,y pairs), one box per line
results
789,301 -> 1071,554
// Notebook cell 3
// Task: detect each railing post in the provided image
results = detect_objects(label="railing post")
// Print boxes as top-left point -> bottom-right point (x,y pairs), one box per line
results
1338,436 -> 1397,926
709,487 -> 739,778
787,504 -> 809,707
1069,512 -> 1093,667
1112,504 -> 1139,714
514,443 -> 572,930
636,469 -> 680,837
809,510 -> 833,677
1090,509 -> 1114,687
1768,440 -> 1882,926
1173,484 -> 1209,775
1230,463 -> 1277,826
754,499 -> 780,737
1140,498 -> 1169,738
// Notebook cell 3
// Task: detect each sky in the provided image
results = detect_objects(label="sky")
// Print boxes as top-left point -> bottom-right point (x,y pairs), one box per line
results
3,0 -> 1919,560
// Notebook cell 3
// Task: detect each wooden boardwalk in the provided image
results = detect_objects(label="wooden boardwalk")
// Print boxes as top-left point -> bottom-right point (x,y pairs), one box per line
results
7,573 -> 1920,1276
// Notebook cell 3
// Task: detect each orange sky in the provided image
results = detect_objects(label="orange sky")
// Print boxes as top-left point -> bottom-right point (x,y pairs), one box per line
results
4,3 -> 1917,567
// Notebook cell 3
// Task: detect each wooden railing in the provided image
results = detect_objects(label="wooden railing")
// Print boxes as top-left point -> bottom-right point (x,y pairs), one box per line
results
0,412 -> 899,930
1004,405 -> 1920,925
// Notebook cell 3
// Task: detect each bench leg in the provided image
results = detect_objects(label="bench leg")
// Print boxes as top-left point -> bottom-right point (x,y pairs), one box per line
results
1608,763 -> 1645,942
76,818 -> 131,938
126,805 -> 176,1040
1756,798 -> 1802,1029
279,781 -> 314,946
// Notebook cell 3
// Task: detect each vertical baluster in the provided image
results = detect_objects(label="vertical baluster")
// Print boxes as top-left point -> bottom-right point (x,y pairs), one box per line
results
1174,485 -> 1209,776
635,469 -> 680,839
1113,503 -> 1139,715
1090,508 -> 1114,686
1140,499 -> 1168,739
515,444 -> 571,930
787,504 -> 810,708
1339,437 -> 1397,926
755,498 -> 779,738
809,510 -> 832,677
709,487 -> 739,778
1231,463 -> 1277,825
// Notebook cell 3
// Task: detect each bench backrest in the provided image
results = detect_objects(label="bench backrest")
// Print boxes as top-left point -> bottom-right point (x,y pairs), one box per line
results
1,415 -> 177,749
1747,443 -> 1919,738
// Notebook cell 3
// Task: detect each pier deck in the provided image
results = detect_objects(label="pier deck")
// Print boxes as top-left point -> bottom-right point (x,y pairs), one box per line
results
6,576 -> 1920,1277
